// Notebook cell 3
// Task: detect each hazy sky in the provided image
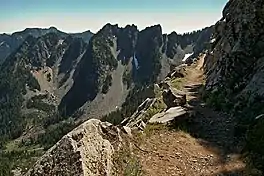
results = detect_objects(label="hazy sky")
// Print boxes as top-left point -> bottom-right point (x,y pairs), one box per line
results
0,0 -> 227,34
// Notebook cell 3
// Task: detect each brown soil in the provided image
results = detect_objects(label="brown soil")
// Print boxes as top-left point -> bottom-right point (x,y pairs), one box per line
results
136,55 -> 246,176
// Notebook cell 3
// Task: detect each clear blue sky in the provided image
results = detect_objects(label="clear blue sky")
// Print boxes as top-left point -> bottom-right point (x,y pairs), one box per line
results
0,0 -> 228,34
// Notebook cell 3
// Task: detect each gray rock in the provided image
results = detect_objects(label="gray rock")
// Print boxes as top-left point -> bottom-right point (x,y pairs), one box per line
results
121,98 -> 157,129
149,107 -> 187,124
158,81 -> 170,90
122,126 -> 132,137
166,64 -> 186,79
26,119 -> 124,176
162,87 -> 186,108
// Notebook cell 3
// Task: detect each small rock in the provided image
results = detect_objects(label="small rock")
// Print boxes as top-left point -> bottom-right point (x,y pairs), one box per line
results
122,126 -> 132,137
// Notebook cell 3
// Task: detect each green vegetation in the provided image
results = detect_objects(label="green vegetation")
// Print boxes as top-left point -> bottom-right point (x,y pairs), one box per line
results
171,78 -> 184,90
102,109 -> 123,126
144,99 -> 167,121
102,74 -> 112,94
26,94 -> 56,112
37,119 -> 76,150
46,73 -> 51,82
0,145 -> 44,176
203,90 -> 233,112
144,124 -> 168,137
246,118 -> 264,171
123,69 -> 133,88
113,142 -> 142,176
0,33 -> 86,175
204,89 -> 264,172
102,85 -> 155,125
59,29 -> 118,116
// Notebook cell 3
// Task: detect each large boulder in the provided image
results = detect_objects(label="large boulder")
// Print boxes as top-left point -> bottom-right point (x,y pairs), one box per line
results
166,64 -> 187,79
25,119 -> 126,176
149,106 -> 187,124
162,87 -> 186,108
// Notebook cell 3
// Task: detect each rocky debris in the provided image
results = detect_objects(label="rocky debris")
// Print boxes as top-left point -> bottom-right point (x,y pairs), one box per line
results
162,87 -> 186,108
122,126 -> 132,137
121,98 -> 157,129
158,81 -> 170,90
166,64 -> 187,79
25,119 -> 126,176
149,106 -> 187,124
11,168 -> 22,176
185,57 -> 194,66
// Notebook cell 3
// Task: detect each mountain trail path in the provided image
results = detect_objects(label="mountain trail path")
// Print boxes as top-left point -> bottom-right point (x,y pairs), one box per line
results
136,55 -> 246,176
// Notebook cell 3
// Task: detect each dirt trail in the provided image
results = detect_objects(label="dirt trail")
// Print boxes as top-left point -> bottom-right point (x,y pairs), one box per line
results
137,56 -> 246,176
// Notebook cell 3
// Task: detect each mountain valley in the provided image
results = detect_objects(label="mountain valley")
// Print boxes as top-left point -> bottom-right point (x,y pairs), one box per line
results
1,0 -> 264,175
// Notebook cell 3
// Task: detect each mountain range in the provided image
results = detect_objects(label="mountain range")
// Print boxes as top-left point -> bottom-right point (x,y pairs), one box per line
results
0,27 -> 93,64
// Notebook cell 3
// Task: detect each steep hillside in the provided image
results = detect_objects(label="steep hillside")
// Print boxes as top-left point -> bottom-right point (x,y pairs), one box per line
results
70,30 -> 93,43
60,24 -> 212,117
0,27 -> 93,64
0,33 -> 87,141
204,0 -> 264,171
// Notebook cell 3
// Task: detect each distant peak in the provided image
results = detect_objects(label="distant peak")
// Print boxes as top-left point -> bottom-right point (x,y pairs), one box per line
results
48,26 -> 58,31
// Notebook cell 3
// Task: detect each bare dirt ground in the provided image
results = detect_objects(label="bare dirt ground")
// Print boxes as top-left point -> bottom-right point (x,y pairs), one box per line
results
136,55 -> 246,176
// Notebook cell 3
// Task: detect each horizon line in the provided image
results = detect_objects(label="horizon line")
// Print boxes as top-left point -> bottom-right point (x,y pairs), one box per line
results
0,22 -> 215,36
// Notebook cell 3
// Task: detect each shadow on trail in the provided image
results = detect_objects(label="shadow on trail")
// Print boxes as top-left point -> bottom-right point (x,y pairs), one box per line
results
169,83 -> 245,173
182,84 -> 240,152
214,168 -> 245,176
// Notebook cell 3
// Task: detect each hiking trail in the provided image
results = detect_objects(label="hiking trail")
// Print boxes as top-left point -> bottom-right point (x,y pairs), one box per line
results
136,55 -> 246,176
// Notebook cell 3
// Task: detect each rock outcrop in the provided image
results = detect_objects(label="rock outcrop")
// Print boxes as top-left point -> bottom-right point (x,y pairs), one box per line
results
162,87 -> 186,108
166,64 -> 187,79
121,98 -> 157,129
122,79 -> 187,129
25,119 -> 127,176
204,0 -> 264,171
149,106 -> 187,124
204,0 -> 264,107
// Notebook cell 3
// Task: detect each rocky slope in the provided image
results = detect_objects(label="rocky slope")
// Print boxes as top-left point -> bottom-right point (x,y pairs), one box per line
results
204,0 -> 264,171
0,33 -> 87,141
25,119 -> 128,176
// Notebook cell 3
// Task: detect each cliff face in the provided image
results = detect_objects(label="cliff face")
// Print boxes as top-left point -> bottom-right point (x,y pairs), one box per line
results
204,0 -> 264,170
204,0 -> 264,117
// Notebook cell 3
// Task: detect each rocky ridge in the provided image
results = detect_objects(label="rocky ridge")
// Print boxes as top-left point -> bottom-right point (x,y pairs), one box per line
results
204,0 -> 264,171
0,27 -> 93,64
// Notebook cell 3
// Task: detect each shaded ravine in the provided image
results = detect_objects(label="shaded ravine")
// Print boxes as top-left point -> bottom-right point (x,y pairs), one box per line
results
137,55 -> 246,176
